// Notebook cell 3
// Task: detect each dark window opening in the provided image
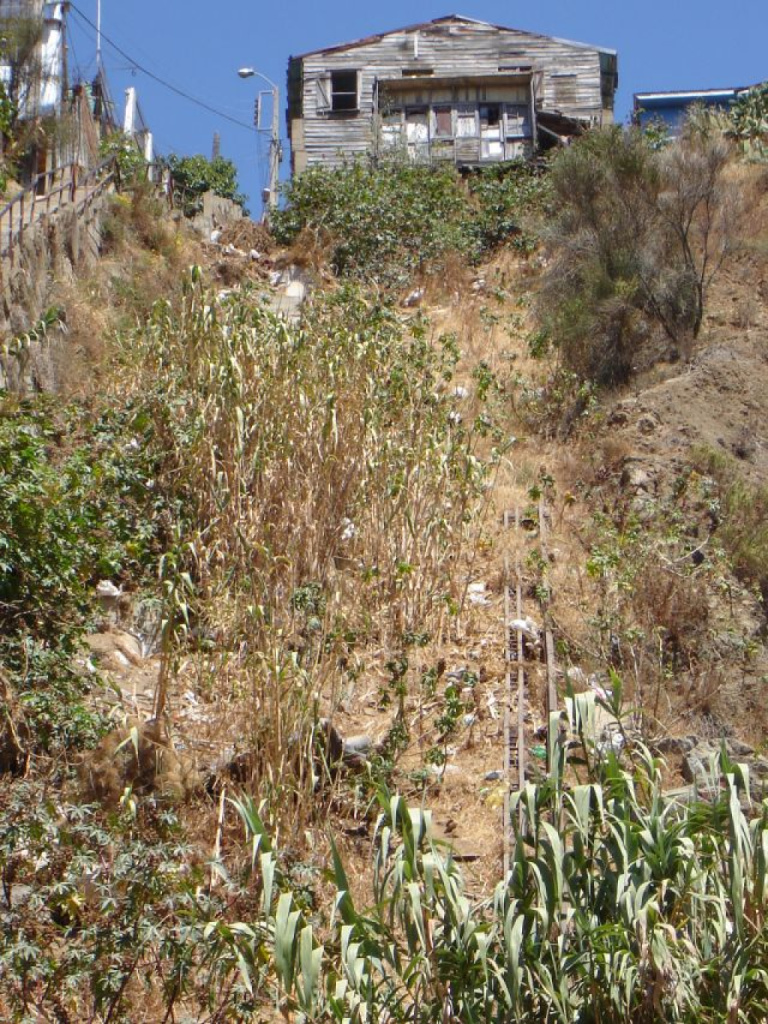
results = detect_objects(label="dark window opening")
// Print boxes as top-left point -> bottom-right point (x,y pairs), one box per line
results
480,104 -> 500,128
331,70 -> 358,112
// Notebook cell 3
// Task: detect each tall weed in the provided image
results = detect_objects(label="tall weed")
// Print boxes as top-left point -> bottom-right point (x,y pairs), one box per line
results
123,275 -> 492,817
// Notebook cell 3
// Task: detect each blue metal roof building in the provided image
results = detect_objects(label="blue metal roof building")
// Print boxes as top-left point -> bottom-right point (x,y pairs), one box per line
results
634,86 -> 761,136
633,86 -> 748,135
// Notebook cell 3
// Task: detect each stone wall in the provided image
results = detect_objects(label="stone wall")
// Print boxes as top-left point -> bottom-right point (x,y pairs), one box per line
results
189,191 -> 244,240
0,191 -> 109,393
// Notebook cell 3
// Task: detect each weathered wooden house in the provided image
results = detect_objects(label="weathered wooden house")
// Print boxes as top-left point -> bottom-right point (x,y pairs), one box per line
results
287,14 -> 618,173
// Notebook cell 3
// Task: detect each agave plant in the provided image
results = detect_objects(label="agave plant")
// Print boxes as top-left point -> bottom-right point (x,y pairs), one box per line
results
210,690 -> 768,1023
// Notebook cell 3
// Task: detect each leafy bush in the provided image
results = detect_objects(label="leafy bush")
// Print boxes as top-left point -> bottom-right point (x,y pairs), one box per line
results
728,83 -> 768,159
272,156 -> 472,287
99,131 -> 149,187
538,125 -> 733,386
693,447 -> 768,606
0,399 -> 168,753
466,159 -> 552,253
272,156 -> 547,288
0,786 -> 219,1021
166,153 -> 247,216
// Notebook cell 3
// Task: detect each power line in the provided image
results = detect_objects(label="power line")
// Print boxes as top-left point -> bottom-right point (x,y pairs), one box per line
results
68,3 -> 257,134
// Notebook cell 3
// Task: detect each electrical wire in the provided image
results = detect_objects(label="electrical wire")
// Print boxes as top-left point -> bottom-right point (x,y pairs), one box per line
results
65,14 -> 87,84
68,3 -> 257,134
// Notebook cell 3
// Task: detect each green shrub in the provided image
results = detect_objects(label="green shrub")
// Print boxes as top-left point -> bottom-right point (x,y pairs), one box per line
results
272,156 -> 547,288
99,131 -> 148,187
538,125 -> 733,386
166,153 -> 247,216
272,156 -> 472,287
0,399 -> 168,753
693,447 -> 768,606
728,83 -> 768,159
466,159 -> 551,252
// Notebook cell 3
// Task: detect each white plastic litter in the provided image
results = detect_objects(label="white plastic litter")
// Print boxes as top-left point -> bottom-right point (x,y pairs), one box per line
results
509,616 -> 540,640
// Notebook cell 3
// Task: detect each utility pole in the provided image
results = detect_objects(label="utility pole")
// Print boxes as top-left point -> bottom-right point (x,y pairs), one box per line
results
268,79 -> 280,214
96,0 -> 102,70
237,66 -> 282,219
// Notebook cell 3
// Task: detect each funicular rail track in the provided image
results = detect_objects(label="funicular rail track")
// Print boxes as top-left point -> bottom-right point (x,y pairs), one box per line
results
502,501 -> 558,876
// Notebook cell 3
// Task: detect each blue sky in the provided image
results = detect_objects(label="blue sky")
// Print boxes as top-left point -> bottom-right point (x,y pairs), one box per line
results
66,1 -> 767,211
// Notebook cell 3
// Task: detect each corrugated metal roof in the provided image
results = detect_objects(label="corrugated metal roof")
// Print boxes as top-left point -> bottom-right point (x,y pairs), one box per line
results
291,14 -> 616,61
635,79 -> 767,103
635,87 -> 748,103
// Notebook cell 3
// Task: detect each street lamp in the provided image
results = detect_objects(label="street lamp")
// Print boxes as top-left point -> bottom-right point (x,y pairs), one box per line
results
237,67 -> 281,219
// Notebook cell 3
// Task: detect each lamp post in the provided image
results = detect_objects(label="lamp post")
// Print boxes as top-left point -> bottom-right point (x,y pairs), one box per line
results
237,67 -> 281,219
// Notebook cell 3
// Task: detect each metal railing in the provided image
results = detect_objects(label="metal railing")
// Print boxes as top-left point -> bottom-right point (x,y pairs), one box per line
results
0,157 -> 118,261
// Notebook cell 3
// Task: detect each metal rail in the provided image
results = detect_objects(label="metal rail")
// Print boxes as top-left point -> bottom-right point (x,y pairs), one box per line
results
502,500 -> 558,876
538,498 -> 559,730
0,157 -> 118,261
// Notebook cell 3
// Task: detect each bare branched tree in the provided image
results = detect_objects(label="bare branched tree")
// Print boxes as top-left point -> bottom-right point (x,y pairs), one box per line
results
658,130 -> 733,339
538,123 -> 737,386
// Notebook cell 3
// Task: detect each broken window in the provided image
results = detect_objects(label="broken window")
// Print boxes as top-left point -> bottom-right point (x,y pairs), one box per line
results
405,108 -> 429,160
600,51 -> 618,107
480,104 -> 501,129
330,69 -> 359,112
505,103 -> 530,136
405,109 -> 429,142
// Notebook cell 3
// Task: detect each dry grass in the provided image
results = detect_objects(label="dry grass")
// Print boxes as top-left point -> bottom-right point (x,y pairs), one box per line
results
50,190 -> 200,396
79,718 -> 201,806
105,277 -> 500,840
275,224 -> 335,276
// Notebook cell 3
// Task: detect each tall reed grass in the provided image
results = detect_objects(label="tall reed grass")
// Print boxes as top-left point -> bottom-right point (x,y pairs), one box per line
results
122,273 -> 492,822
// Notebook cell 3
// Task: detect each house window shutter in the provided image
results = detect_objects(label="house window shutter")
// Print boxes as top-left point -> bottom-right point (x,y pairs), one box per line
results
316,74 -> 332,113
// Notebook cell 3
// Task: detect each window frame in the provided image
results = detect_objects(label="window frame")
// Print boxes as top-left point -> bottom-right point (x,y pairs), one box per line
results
330,69 -> 360,113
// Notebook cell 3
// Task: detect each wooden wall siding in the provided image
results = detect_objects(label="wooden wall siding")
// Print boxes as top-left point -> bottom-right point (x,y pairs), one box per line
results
290,20 -> 613,169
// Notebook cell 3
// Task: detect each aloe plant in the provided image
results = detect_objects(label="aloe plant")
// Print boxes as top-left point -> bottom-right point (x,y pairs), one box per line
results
216,699 -> 768,1022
